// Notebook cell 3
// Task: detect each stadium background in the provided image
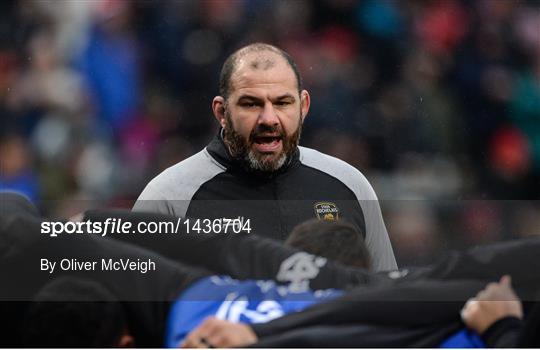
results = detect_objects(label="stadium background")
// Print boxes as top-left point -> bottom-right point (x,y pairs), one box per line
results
0,0 -> 538,266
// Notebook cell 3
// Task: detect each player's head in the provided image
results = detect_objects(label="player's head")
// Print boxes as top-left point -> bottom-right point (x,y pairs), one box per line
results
212,43 -> 310,173
0,191 -> 39,220
285,219 -> 371,269
22,277 -> 133,347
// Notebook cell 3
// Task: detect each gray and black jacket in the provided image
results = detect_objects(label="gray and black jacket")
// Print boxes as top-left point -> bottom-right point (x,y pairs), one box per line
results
134,133 -> 397,271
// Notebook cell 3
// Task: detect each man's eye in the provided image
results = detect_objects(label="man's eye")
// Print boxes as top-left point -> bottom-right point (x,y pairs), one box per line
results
241,102 -> 257,108
275,101 -> 291,106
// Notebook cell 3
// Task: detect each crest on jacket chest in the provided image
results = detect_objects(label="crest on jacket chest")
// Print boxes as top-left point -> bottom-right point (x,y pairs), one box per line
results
313,202 -> 340,221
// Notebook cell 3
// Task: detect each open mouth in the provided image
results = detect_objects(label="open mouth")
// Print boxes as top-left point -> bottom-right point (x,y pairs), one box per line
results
252,135 -> 283,153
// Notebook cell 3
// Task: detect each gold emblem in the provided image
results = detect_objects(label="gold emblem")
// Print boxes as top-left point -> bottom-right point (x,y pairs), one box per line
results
314,202 -> 340,221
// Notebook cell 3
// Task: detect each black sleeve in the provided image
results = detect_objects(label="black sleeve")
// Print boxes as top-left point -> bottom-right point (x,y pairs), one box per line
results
519,301 -> 540,347
251,279 -> 487,338
83,209 -> 376,290
426,238 -> 540,299
250,323 -> 452,348
481,317 -> 522,348
251,237 -> 540,341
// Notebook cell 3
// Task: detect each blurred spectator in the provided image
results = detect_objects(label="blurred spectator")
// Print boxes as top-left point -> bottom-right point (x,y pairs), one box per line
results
0,134 -> 39,201
77,0 -> 141,134
385,201 -> 440,266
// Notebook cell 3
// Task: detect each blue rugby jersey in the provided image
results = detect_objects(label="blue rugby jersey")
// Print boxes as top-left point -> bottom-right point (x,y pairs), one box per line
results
165,275 -> 342,347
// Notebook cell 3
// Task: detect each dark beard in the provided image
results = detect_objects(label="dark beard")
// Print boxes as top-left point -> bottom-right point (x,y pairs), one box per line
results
222,110 -> 302,173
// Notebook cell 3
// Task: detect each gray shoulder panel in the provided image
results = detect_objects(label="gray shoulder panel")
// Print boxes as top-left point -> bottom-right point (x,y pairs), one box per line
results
132,148 -> 226,218
298,146 -> 397,271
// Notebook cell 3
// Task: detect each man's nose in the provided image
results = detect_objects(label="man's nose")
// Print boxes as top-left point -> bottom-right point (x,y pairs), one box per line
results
258,103 -> 280,127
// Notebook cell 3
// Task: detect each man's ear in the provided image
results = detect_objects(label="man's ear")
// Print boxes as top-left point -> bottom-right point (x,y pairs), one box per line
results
212,96 -> 227,129
300,90 -> 310,122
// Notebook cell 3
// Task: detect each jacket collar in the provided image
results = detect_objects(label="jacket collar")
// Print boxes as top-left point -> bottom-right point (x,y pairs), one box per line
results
206,129 -> 300,177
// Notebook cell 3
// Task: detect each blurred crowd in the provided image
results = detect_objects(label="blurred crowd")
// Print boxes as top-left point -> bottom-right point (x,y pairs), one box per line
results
1,0 -> 539,265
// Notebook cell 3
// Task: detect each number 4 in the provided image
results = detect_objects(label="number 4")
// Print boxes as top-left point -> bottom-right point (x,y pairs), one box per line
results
242,218 -> 251,233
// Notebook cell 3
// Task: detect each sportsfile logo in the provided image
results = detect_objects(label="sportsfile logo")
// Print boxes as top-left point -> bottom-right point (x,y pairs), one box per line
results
40,218 -> 132,237
40,217 -> 252,237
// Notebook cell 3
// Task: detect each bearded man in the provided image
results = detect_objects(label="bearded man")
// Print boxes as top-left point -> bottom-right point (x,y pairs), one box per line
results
133,43 -> 396,271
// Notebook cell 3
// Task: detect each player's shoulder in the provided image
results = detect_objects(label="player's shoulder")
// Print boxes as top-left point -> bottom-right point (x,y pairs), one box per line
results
137,148 -> 226,200
158,148 -> 225,180
298,146 -> 378,200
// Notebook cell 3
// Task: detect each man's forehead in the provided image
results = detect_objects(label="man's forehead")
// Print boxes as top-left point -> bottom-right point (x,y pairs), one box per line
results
230,51 -> 297,94
235,50 -> 286,72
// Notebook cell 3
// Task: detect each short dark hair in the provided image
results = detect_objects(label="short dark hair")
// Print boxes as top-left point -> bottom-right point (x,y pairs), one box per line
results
219,43 -> 303,100
285,219 -> 371,269
23,277 -> 127,347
